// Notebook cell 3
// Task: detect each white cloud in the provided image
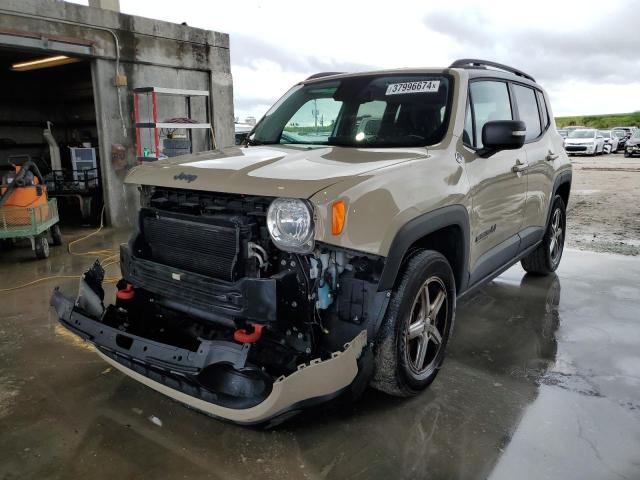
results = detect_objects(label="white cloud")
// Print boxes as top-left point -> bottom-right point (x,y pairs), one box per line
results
72,0 -> 640,119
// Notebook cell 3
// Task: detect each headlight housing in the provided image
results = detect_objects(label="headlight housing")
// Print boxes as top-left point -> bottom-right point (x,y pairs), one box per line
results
267,198 -> 314,253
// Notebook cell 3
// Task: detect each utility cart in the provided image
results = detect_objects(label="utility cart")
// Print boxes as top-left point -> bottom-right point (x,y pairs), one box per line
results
0,161 -> 63,259
0,199 -> 62,259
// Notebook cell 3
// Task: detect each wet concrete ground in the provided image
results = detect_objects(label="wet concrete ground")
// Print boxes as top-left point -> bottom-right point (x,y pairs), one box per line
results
1,229 -> 639,480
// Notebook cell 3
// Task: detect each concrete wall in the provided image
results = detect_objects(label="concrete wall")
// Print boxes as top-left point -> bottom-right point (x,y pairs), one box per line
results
0,0 -> 234,227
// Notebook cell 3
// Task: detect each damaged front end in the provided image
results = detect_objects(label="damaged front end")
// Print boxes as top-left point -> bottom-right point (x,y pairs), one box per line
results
51,187 -> 390,426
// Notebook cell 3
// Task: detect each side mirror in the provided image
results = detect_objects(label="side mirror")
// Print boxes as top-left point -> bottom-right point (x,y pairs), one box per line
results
478,120 -> 526,158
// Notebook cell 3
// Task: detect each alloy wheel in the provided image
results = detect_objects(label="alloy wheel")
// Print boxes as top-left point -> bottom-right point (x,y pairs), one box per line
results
549,208 -> 564,265
405,277 -> 448,375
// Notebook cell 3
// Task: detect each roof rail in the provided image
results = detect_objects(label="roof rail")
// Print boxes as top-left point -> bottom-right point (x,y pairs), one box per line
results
306,72 -> 344,80
449,59 -> 535,82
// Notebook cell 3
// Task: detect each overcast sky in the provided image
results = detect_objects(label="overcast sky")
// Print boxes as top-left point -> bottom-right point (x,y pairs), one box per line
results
71,0 -> 640,122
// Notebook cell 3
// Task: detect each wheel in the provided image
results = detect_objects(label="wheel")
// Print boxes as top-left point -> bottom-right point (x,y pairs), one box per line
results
35,234 -> 50,259
624,150 -> 631,158
371,250 -> 455,396
521,195 -> 566,275
50,224 -> 63,246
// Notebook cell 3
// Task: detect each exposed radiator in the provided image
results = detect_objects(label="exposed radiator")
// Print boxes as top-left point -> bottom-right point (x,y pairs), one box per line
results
141,211 -> 241,281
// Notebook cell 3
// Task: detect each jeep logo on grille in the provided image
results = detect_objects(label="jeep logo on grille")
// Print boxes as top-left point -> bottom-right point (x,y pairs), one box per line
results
173,172 -> 198,183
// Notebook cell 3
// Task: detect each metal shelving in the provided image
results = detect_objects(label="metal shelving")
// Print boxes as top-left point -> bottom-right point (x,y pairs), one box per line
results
133,86 -> 213,162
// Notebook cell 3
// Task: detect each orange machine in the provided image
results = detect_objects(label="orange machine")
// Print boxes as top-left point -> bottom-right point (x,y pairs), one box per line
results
0,163 -> 49,225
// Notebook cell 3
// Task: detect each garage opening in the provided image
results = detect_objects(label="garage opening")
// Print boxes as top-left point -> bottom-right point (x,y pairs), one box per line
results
0,48 -> 103,227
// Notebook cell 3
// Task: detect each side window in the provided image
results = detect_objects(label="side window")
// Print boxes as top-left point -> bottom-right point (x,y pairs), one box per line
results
512,84 -> 542,141
282,98 -> 342,144
469,81 -> 512,148
536,90 -> 550,130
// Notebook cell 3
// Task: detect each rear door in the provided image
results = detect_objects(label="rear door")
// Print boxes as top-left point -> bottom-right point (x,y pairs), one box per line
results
512,85 -> 556,250
463,79 -> 528,285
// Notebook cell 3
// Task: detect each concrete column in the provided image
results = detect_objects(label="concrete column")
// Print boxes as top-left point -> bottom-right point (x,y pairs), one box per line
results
91,58 -> 139,228
88,0 -> 121,12
210,70 -> 235,149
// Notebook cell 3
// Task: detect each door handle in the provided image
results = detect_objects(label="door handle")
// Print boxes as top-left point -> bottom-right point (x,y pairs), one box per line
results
512,159 -> 528,173
546,151 -> 559,161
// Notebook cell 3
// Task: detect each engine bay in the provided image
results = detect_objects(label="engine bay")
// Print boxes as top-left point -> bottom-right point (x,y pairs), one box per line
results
72,186 -> 388,403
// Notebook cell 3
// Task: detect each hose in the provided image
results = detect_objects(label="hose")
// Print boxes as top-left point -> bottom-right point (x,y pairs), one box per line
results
0,205 -> 122,293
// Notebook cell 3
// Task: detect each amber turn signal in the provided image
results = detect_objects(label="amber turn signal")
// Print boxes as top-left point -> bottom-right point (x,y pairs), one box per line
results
332,200 -> 346,235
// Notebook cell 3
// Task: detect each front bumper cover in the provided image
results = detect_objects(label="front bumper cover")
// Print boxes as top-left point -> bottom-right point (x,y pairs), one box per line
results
51,289 -> 367,425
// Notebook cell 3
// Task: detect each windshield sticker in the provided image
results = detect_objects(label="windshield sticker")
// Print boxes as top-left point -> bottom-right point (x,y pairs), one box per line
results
386,80 -> 440,95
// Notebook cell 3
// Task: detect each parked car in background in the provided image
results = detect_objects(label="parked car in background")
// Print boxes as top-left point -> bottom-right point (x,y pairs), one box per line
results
625,129 -> 640,157
564,128 -> 605,156
613,128 -> 632,151
235,123 -> 254,145
599,130 -> 619,153
557,129 -> 569,139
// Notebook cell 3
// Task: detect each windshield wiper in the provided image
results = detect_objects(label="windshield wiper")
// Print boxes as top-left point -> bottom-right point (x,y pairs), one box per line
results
246,139 -> 278,146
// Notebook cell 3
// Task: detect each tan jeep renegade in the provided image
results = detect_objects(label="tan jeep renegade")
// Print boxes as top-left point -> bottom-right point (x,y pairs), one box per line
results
52,59 -> 572,426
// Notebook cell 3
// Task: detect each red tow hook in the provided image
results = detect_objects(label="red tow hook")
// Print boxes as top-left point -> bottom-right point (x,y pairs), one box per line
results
116,283 -> 135,301
234,323 -> 264,343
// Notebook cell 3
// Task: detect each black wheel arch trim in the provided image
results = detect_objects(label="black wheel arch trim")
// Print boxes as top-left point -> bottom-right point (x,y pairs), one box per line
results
547,170 -> 572,226
377,204 -> 470,294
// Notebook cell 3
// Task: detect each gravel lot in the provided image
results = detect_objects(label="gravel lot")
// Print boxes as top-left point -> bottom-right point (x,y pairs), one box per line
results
566,153 -> 640,255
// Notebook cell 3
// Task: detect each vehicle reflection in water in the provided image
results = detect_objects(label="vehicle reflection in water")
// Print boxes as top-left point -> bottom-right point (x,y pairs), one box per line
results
45,273 -> 562,479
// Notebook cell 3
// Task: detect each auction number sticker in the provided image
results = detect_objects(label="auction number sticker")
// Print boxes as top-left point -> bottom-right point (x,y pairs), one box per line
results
386,80 -> 440,95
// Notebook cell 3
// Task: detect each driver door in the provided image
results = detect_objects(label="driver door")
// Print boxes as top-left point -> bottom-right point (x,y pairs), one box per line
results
463,80 -> 528,285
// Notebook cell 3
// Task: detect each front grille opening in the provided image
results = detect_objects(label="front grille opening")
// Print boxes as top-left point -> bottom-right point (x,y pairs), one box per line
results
137,207 -> 260,282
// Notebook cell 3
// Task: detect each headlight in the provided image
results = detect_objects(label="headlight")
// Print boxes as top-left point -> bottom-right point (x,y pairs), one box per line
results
267,198 -> 314,253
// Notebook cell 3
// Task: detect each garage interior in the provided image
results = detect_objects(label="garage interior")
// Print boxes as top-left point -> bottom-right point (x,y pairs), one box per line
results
0,48 -> 103,226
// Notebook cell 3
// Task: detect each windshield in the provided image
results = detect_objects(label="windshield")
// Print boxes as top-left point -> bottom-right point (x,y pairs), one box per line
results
251,75 -> 452,148
599,130 -> 611,138
613,130 -> 626,138
568,129 -> 596,139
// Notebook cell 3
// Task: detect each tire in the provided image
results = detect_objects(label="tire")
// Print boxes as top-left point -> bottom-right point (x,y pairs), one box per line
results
35,234 -> 50,259
50,224 -> 63,246
371,250 -> 456,397
624,150 -> 631,158
521,195 -> 566,275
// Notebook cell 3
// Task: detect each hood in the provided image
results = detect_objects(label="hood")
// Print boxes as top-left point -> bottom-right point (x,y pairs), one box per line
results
627,137 -> 640,146
125,145 -> 427,199
565,138 -> 595,144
